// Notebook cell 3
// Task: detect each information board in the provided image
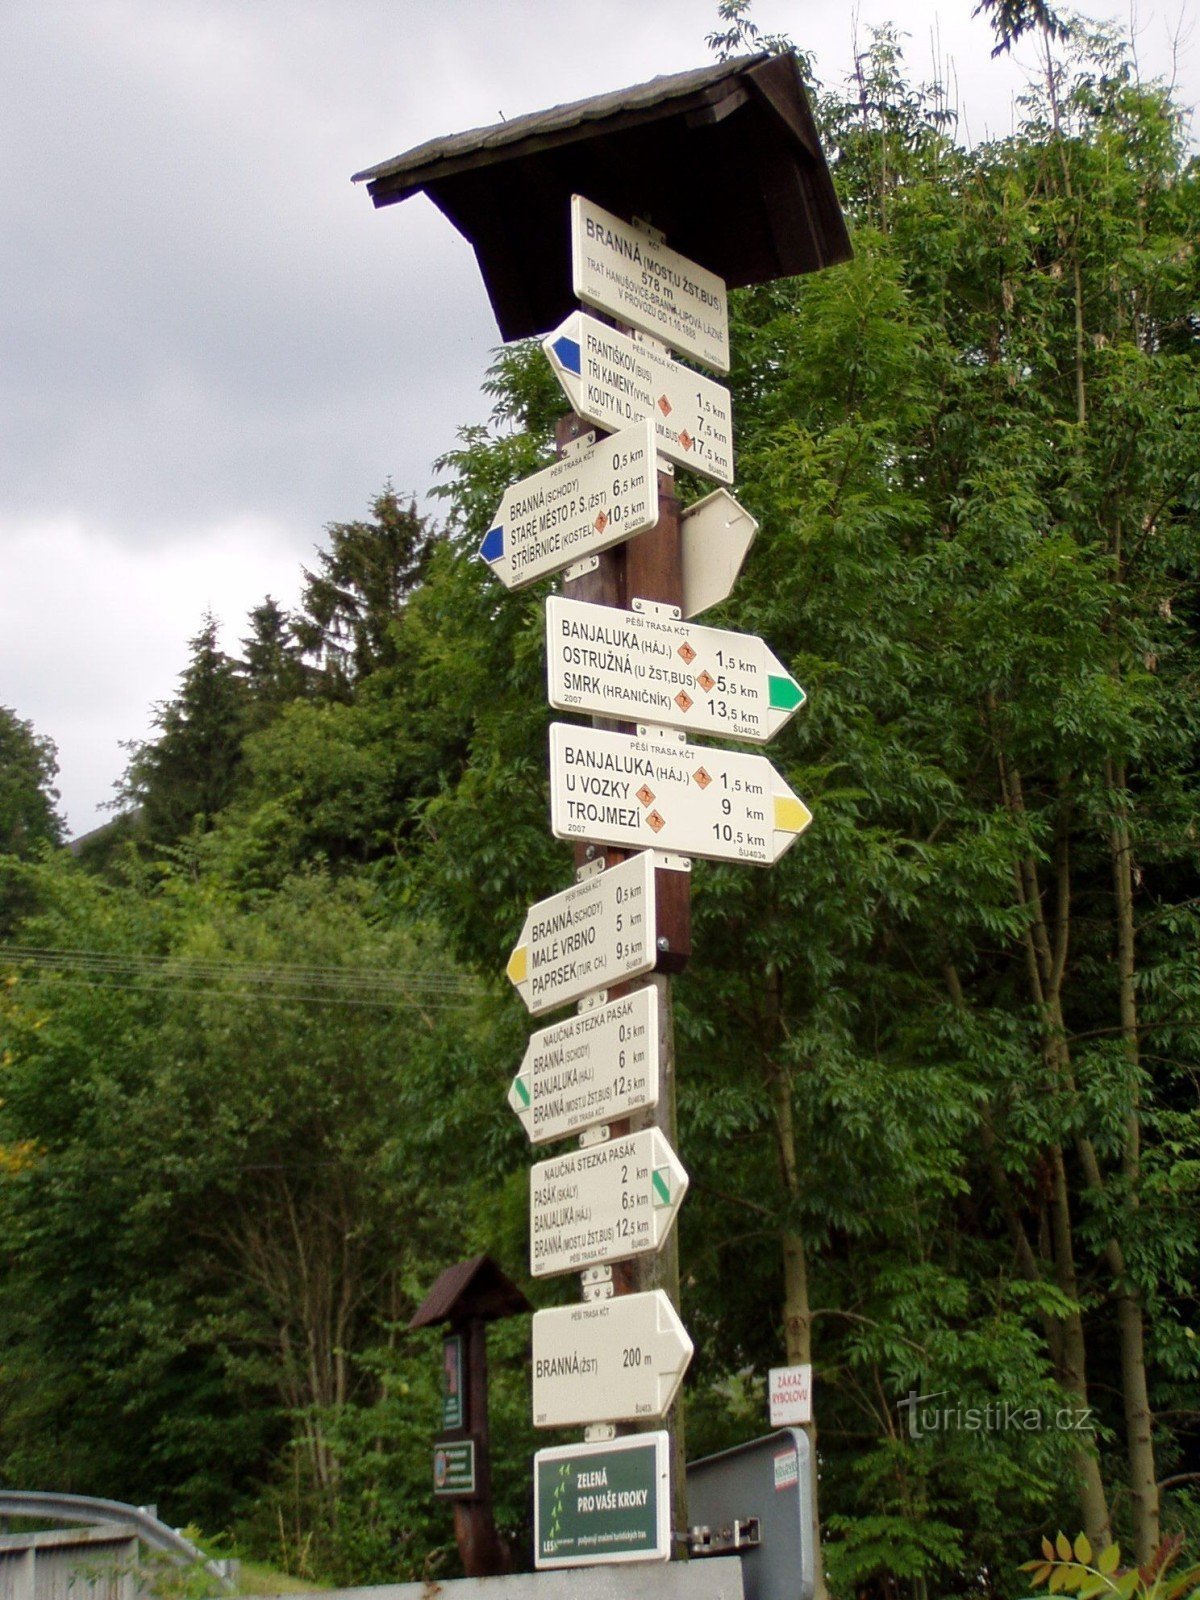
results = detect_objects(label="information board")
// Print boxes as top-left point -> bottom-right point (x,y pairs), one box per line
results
507,852 -> 656,1015
534,1432 -> 671,1568
547,595 -> 804,743
509,984 -> 659,1145
571,195 -> 729,372
549,724 -> 812,866
530,1125 -> 687,1277
544,312 -> 733,484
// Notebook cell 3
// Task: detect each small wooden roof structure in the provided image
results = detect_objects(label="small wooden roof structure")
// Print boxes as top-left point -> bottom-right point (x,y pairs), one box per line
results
352,53 -> 851,342
408,1253 -> 531,1329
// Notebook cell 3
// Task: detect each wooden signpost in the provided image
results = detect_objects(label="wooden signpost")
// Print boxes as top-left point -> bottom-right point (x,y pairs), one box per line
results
356,51 -> 850,1587
408,1257 -> 530,1577
509,195 -> 807,1570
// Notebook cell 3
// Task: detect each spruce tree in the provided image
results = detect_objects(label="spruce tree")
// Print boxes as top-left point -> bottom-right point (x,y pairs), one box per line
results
120,613 -> 249,842
295,485 -> 440,694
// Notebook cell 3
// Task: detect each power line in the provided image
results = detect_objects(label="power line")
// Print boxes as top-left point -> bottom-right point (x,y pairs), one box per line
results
0,946 -> 487,1009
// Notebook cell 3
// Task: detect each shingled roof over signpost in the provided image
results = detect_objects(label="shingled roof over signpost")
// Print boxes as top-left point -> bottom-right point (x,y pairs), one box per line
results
351,53 -> 851,342
408,1254 -> 531,1330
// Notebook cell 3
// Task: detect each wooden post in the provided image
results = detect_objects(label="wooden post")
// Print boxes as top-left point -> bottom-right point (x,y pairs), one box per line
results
409,1255 -> 529,1578
450,1316 -> 509,1577
558,402 -> 691,1548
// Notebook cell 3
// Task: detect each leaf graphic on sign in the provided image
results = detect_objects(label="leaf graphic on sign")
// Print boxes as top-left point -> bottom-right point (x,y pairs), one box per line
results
657,394 -> 672,416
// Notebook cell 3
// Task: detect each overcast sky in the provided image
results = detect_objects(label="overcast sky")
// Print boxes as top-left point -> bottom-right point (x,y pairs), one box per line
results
3,0 -> 1195,837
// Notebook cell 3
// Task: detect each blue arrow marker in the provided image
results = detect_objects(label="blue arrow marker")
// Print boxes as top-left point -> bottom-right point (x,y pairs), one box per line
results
550,335 -> 581,376
479,524 -> 505,564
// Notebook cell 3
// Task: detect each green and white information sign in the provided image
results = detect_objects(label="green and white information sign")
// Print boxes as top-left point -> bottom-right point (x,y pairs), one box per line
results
432,1438 -> 476,1498
534,1432 -> 670,1569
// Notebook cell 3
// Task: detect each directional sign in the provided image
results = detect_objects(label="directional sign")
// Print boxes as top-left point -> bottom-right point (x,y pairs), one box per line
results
549,724 -> 812,866
509,986 -> 659,1146
532,1290 -> 693,1427
479,417 -> 657,589
543,312 -> 733,484
530,1126 -> 687,1277
506,852 -> 656,1016
547,595 -> 804,744
681,488 -> 758,619
534,1432 -> 671,1569
571,195 -> 730,373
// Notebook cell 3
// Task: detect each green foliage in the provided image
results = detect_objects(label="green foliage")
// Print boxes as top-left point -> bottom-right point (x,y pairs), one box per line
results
118,613 -> 249,844
3,10 -> 1199,1592
294,485 -> 439,694
0,704 -> 63,931
1021,1531 -> 1200,1600
0,704 -> 62,857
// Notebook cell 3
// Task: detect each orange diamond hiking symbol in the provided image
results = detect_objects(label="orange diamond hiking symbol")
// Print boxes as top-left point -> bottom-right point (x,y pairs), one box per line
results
646,810 -> 666,833
679,430 -> 694,452
674,691 -> 694,712
677,641 -> 696,665
657,394 -> 672,416
593,510 -> 609,533
636,784 -> 656,808
693,767 -> 712,789
697,669 -> 716,693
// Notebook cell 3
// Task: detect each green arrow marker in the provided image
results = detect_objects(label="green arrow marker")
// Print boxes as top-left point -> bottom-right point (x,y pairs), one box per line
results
768,674 -> 806,712
513,1076 -> 531,1108
652,1167 -> 671,1206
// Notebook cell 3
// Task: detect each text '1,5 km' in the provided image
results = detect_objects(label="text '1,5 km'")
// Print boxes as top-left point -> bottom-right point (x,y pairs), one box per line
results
550,723 -> 812,866
544,311 -> 734,485
547,594 -> 805,744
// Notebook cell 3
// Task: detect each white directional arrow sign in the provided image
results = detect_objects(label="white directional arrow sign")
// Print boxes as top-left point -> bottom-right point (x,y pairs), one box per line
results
509,986 -> 660,1146
547,595 -> 805,744
549,724 -> 812,866
530,1126 -> 687,1277
506,852 -> 656,1016
543,312 -> 733,484
681,488 -> 758,618
532,1290 -> 693,1427
479,417 -> 657,589
571,195 -> 730,373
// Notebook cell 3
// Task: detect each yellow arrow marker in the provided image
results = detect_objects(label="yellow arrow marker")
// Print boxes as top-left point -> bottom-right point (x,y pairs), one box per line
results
773,795 -> 813,836
506,945 -> 528,987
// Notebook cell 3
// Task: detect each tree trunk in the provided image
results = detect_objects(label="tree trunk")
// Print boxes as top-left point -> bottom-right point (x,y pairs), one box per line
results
771,1052 -> 826,1600
1105,757 -> 1159,1560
